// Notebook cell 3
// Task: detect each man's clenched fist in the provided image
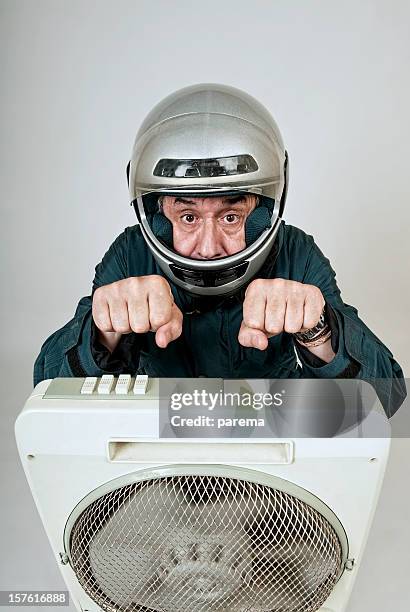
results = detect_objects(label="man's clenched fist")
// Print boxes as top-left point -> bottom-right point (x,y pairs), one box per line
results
238,278 -> 325,350
92,275 -> 183,351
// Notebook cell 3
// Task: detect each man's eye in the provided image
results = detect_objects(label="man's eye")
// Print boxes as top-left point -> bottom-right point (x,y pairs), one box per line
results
181,214 -> 196,223
223,214 -> 239,223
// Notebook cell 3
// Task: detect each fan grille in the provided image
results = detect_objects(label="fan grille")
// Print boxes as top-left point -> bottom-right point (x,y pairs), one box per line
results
69,475 -> 343,611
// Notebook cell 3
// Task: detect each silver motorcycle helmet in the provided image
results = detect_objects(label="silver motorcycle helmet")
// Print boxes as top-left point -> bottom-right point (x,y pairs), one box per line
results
128,83 -> 288,296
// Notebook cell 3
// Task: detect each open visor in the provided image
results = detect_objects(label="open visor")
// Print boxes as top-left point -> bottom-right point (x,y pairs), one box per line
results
132,188 -> 283,295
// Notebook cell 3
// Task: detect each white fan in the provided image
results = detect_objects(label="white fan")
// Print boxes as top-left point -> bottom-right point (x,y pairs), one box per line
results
15,377 -> 390,612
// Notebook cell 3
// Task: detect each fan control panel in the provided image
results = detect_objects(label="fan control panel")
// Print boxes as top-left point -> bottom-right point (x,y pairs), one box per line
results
43,375 -> 151,400
80,374 -> 148,395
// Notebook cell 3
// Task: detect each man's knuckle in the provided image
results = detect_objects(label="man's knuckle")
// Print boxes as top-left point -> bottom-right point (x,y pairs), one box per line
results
245,317 -> 261,329
148,274 -> 168,288
290,283 -> 303,297
132,322 -> 149,334
111,319 -> 128,332
151,313 -> 168,327
92,305 -> 107,324
124,276 -> 137,288
311,285 -> 324,301
93,286 -> 104,300
270,279 -> 286,296
273,278 -> 286,288
266,323 -> 282,335
122,277 -> 138,295
93,317 -> 110,332
252,278 -> 265,288
105,287 -> 122,304
113,325 -> 128,334
285,323 -> 300,334
246,278 -> 264,295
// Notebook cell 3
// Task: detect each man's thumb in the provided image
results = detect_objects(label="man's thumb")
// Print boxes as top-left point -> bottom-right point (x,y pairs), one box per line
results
238,322 -> 269,350
155,304 -> 183,348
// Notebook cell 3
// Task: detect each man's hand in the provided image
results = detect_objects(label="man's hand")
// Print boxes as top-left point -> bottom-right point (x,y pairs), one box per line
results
238,278 -> 325,350
92,275 -> 183,352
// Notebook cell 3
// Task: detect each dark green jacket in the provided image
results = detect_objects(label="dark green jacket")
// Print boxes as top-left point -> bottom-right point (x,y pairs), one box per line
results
33,222 -> 406,417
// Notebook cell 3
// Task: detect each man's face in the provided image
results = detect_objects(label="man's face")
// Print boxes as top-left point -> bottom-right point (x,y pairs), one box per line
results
161,193 -> 258,259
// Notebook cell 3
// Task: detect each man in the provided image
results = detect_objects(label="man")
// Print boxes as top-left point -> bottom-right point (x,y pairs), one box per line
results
34,84 -> 406,417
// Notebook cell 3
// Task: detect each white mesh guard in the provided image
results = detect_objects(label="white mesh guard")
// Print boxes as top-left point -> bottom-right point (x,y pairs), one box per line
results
69,475 -> 343,612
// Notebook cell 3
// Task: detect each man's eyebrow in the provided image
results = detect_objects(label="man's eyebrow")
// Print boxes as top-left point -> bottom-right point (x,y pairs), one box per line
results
223,195 -> 247,204
174,197 -> 198,205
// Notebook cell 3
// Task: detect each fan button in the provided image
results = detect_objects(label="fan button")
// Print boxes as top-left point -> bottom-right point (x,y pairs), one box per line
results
115,374 -> 132,394
80,377 -> 98,394
133,374 -> 148,395
98,375 -> 115,394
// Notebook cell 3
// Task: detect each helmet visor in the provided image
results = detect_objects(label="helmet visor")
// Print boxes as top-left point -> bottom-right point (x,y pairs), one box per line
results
153,155 -> 258,179
135,189 -> 277,260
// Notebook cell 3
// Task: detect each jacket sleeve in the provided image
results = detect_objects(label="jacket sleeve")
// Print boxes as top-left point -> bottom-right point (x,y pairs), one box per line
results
295,236 -> 407,418
33,229 -> 134,387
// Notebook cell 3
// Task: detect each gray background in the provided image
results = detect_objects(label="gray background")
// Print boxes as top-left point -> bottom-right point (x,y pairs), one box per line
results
1,1 -> 409,610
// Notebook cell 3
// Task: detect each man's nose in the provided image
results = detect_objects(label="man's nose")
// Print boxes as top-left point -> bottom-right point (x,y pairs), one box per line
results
196,220 -> 224,259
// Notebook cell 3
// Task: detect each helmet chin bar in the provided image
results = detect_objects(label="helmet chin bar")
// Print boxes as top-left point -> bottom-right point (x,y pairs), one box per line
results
169,262 -> 250,288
